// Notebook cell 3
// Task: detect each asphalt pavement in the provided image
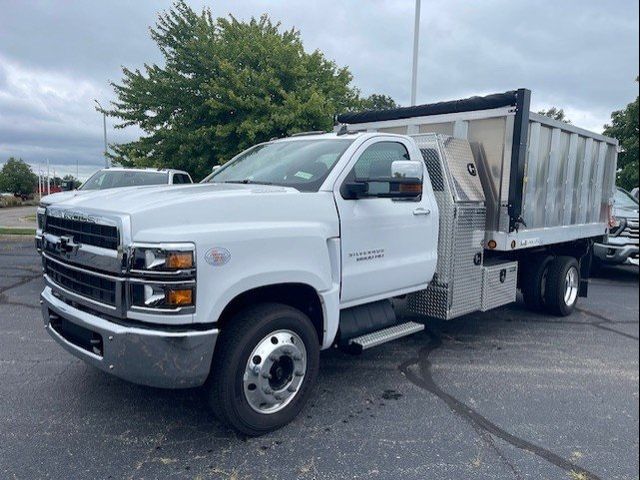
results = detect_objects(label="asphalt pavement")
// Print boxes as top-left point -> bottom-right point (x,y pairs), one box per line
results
0,237 -> 638,480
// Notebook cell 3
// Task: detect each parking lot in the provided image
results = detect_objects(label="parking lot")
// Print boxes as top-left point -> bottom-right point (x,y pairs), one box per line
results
0,237 -> 637,480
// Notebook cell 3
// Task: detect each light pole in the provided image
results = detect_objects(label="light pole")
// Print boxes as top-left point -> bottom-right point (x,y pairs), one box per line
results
410,0 -> 421,106
94,99 -> 109,168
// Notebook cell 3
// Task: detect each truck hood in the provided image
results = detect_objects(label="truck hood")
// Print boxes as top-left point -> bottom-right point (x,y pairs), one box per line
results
51,183 -> 299,214
613,204 -> 639,220
46,183 -> 339,242
40,190 -> 89,206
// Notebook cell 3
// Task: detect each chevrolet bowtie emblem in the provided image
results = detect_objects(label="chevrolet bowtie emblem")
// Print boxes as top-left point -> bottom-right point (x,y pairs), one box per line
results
59,236 -> 80,255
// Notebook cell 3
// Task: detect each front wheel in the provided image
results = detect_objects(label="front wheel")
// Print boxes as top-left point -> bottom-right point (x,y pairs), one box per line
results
207,303 -> 320,436
544,256 -> 580,317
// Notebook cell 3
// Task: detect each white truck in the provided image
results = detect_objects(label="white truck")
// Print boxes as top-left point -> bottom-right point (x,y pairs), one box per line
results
38,89 -> 617,435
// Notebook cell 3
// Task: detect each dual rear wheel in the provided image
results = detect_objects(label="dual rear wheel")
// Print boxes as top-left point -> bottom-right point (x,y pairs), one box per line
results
521,255 -> 580,316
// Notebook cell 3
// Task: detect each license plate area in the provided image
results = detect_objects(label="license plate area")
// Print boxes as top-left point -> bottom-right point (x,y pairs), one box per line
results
49,311 -> 104,357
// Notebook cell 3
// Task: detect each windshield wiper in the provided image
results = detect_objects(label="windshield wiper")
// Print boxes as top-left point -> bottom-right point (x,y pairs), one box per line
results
221,179 -> 274,185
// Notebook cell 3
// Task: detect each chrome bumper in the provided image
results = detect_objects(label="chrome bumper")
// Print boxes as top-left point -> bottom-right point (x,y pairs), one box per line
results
594,242 -> 639,266
41,286 -> 218,388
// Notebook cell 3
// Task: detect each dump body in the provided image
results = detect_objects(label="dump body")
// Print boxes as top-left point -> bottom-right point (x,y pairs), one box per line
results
336,89 -> 618,251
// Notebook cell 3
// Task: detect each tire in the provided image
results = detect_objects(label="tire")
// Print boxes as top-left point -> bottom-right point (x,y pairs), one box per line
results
521,255 -> 553,312
207,303 -> 320,436
544,256 -> 580,317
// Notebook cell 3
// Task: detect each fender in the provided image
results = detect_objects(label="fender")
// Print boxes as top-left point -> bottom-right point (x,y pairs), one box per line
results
205,271 -> 340,350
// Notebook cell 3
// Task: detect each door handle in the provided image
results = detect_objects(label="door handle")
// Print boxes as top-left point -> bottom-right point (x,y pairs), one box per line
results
413,207 -> 431,216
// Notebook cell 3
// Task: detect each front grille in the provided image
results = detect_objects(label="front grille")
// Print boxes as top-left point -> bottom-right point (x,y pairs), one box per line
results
620,221 -> 639,240
45,215 -> 119,250
45,259 -> 117,306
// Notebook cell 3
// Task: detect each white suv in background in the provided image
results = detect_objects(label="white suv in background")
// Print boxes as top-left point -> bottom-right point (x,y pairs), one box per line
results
39,168 -> 193,207
36,168 -> 193,249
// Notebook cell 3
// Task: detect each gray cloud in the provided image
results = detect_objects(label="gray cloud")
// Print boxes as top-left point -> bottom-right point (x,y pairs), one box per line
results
0,0 -> 638,179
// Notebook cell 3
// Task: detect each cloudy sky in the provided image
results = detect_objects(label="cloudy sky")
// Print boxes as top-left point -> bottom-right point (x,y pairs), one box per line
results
0,0 -> 638,179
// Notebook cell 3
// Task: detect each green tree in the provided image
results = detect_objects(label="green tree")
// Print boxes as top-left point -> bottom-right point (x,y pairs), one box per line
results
603,78 -> 639,190
108,1 -> 391,180
537,107 -> 571,124
0,158 -> 38,197
358,94 -> 398,111
62,174 -> 82,190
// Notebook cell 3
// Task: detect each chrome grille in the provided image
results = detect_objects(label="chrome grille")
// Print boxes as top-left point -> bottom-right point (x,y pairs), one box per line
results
620,221 -> 639,240
45,215 -> 119,250
45,258 -> 117,306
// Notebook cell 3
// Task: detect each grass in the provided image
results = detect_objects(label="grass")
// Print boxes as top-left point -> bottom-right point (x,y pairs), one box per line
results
24,214 -> 37,222
0,227 -> 36,236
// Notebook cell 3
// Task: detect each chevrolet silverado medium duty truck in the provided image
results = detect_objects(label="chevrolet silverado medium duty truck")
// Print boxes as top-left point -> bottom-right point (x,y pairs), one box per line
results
38,89 -> 618,435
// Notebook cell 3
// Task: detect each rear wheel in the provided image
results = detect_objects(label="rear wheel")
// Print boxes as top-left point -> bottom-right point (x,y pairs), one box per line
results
207,303 -> 320,436
521,255 -> 553,312
544,256 -> 580,317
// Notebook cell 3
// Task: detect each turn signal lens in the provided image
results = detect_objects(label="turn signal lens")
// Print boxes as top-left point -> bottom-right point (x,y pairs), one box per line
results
400,183 -> 422,193
166,288 -> 193,306
166,251 -> 194,269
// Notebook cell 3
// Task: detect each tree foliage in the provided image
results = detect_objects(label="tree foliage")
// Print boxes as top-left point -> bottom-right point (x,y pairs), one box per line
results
108,1 -> 394,180
62,174 -> 82,190
603,78 -> 639,191
537,107 -> 571,124
358,94 -> 398,111
0,158 -> 38,197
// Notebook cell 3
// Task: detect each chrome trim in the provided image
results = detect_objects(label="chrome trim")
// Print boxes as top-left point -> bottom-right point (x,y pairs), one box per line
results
129,304 -> 195,314
43,252 -> 123,281
44,274 -> 118,312
127,277 -> 196,286
129,268 -> 196,277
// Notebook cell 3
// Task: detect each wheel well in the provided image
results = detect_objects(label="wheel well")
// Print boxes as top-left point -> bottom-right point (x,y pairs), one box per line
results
217,283 -> 324,345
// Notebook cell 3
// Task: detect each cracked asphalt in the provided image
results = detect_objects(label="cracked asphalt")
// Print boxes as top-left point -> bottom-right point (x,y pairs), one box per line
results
0,237 -> 638,480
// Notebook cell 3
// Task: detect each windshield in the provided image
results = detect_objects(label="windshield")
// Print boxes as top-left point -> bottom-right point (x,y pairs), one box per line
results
614,188 -> 639,208
208,139 -> 354,192
80,170 -> 169,190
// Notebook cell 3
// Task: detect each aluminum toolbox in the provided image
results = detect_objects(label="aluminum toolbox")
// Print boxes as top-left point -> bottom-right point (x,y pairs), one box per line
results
406,134 -> 486,320
480,261 -> 518,312
336,89 -> 618,252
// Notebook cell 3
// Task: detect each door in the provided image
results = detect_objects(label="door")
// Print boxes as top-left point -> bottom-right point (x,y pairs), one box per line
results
334,137 -> 438,306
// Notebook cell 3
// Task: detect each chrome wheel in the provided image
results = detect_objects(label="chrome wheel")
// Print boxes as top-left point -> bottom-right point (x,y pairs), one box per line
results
564,266 -> 579,307
243,329 -> 307,414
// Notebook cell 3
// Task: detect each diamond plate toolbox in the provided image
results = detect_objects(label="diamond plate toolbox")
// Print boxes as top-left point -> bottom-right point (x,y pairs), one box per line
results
480,261 -> 518,311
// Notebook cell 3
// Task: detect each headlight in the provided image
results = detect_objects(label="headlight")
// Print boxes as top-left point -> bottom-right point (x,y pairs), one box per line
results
128,243 -> 196,313
130,281 -> 195,310
130,244 -> 195,273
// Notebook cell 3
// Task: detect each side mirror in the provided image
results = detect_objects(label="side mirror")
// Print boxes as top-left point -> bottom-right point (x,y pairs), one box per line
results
389,160 -> 423,197
391,160 -> 422,180
211,165 -> 221,172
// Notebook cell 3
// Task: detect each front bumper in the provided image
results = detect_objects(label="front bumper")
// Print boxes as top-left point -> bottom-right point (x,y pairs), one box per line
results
41,286 -> 218,388
594,242 -> 639,266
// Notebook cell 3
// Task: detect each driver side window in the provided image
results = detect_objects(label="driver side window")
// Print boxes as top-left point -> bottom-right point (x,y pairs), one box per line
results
351,141 -> 410,195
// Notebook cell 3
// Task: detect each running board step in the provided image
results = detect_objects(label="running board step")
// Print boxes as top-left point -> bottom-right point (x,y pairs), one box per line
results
348,321 -> 425,353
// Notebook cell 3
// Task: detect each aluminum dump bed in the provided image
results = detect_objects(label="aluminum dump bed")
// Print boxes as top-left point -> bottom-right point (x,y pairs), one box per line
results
336,89 -> 618,251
